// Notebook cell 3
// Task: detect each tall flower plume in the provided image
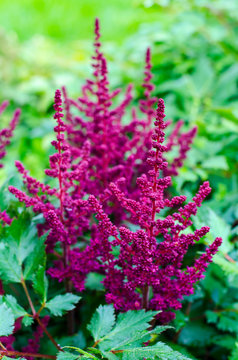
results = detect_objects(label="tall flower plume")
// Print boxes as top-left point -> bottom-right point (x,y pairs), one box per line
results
88,99 -> 222,322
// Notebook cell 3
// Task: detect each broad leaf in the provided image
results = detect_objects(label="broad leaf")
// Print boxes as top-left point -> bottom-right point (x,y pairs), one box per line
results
103,342 -> 192,360
0,243 -> 21,283
46,293 -> 81,316
2,294 -> 27,318
23,234 -> 46,280
109,325 -> 173,350
57,352 -> 79,360
98,309 -> 158,351
87,305 -> 115,341
0,303 -> 15,336
32,265 -> 48,303
4,214 -> 36,264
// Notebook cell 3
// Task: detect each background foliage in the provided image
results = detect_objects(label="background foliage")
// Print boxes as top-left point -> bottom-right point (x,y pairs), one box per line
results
0,0 -> 238,359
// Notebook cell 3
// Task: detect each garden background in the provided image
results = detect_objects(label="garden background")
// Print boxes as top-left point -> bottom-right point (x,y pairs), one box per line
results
0,0 -> 238,359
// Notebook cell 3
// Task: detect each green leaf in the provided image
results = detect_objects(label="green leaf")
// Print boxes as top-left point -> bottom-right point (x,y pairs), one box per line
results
56,330 -> 86,349
218,313 -> 238,333
85,273 -> 105,291
229,341 -> 238,360
202,156 -> 228,171
4,214 -> 37,264
178,322 -> 216,346
87,305 -> 115,342
1,295 -> 33,327
205,310 -> 219,324
207,208 -> 232,254
0,303 -> 15,336
32,265 -> 48,303
45,293 -> 81,316
2,295 -> 27,318
213,107 -> 238,123
110,325 -> 173,350
103,342 -> 192,360
0,243 -> 21,283
212,254 -> 238,276
212,335 -> 236,351
22,316 -> 34,327
23,234 -> 46,280
98,309 -> 158,351
57,352 -> 80,360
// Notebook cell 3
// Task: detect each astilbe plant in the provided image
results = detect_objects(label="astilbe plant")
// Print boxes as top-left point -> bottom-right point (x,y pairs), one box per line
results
87,99 -> 222,323
7,19 -> 199,298
7,20 -> 221,326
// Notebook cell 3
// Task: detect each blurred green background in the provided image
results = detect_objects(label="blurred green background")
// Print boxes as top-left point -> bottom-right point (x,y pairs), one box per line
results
0,1 -> 238,358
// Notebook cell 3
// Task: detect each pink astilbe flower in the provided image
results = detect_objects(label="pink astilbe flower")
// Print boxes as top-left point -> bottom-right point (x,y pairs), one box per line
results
0,100 -> 21,168
0,210 -> 12,225
9,90 -> 92,292
0,101 -> 20,228
139,47 -> 157,126
88,99 -> 222,322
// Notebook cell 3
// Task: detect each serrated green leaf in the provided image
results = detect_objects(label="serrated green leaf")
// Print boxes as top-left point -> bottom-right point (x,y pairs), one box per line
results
212,335 -> 236,350
32,265 -> 48,303
1,295 -> 34,326
111,325 -> 173,350
218,313 -> 238,333
88,305 -> 115,342
205,310 -> 219,324
105,342 -> 192,360
99,309 -> 158,351
2,294 -> 27,318
46,293 -> 81,316
0,303 -> 15,336
0,243 -> 21,283
212,254 -> 238,276
22,315 -> 34,327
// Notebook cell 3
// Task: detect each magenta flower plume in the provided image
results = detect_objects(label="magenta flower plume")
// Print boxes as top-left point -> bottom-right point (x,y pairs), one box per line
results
88,99 -> 222,322
139,47 -> 157,126
0,100 -> 21,228
9,89 -> 92,292
0,101 -> 21,168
